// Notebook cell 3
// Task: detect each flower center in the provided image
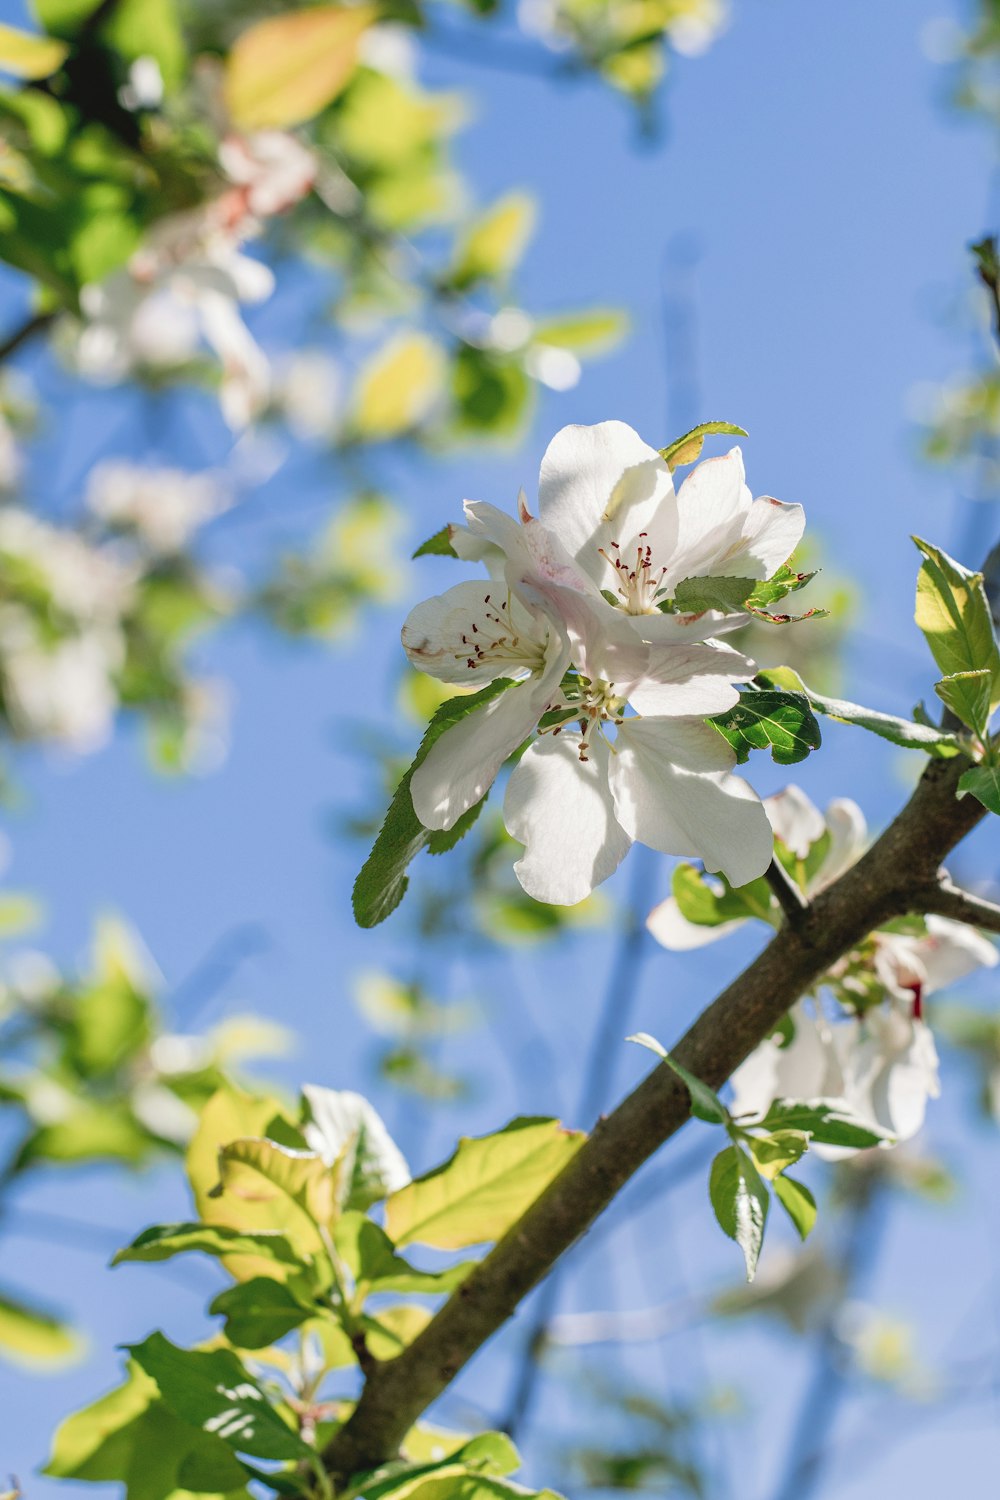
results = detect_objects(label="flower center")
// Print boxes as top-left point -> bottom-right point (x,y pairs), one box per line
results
457,591 -> 546,674
544,678 -> 625,762
598,533 -> 667,615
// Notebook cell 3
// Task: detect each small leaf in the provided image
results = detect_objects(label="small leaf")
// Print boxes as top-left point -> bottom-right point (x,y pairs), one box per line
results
712,689 -> 822,766
530,309 -> 628,355
126,1333 -> 312,1462
224,5 -> 375,129
209,1279 -> 313,1350
353,678 -> 515,928
413,526 -> 458,559
112,1222 -> 301,1269
671,863 -> 774,928
673,575 -> 755,613
626,1033 -> 728,1124
935,669 -> 993,737
746,1129 -> 809,1180
450,192 -> 536,289
773,1175 -> 817,1240
659,421 -> 748,471
746,564 -> 818,609
352,333 -> 447,440
334,1212 -> 474,1298
958,761 -> 1000,815
0,1291 -> 82,1367
914,536 -> 1000,713
758,667 -> 963,756
709,1145 -> 769,1281
0,22 -> 67,78
384,1117 -> 584,1249
756,1100 -> 890,1149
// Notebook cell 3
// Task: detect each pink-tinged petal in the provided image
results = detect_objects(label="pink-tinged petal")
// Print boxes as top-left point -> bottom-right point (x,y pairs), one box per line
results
537,421 -> 676,589
624,641 -> 754,718
619,609 -> 748,645
646,895 -> 746,950
402,580 -> 546,685
410,679 -> 547,831
764,785 -> 826,860
919,915 -> 999,991
610,717 -> 773,887
504,731 -> 632,905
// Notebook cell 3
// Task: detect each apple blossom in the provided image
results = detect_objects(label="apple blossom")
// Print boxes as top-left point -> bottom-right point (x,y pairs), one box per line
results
86,462 -> 228,554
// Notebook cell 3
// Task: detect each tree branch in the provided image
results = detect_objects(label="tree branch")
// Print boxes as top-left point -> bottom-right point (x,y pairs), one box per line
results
0,310 -> 56,365
322,748 -> 986,1482
912,874 -> 1000,934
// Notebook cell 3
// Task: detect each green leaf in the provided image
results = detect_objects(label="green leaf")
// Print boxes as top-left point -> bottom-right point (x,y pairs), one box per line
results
334,1212 -> 474,1298
673,575 -> 755,613
531,308 -> 628,355
385,1117 -> 584,1249
300,1084 -> 410,1211
353,678 -> 515,928
450,192 -> 536,290
626,1033 -> 728,1124
671,863 -> 774,928
773,1175 -> 817,1240
0,1290 -> 82,1367
224,5 -> 375,129
709,1145 -> 769,1281
659,421 -> 748,471
0,22 -> 67,78
958,761 -> 1000,815
935,669 -> 994,737
352,332 -> 446,440
745,564 -> 818,610
759,667 -> 963,756
111,1222 -> 302,1270
413,527 -> 458,559
209,1279 -> 313,1350
914,536 -> 1000,713
212,1137 -> 339,1268
711,689 -> 822,766
756,1100 -> 890,1149
127,1333 -> 313,1463
745,1129 -> 809,1180
46,1360 -> 251,1499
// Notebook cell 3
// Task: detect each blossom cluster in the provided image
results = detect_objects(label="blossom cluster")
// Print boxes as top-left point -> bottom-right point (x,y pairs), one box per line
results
402,420 -> 805,904
649,784 -> 999,1148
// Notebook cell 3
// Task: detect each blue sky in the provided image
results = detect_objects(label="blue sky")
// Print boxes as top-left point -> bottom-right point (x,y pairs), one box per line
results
2,1 -> 1000,1496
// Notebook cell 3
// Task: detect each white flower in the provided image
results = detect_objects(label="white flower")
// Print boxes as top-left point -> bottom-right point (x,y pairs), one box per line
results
0,507 -> 136,621
219,131 -> 317,219
647,783 -> 866,949
402,421 -> 786,904
276,350 -> 342,439
86,461 -> 227,553
0,626 -> 122,752
873,915 -> 999,1007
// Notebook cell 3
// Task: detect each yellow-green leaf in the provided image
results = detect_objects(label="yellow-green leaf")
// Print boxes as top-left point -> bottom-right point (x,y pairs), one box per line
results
212,1137 -> 339,1270
385,1117 -> 585,1249
0,23 -> 67,79
224,5 -> 375,130
450,193 -> 536,289
351,333 -> 447,440
0,1291 -> 82,1367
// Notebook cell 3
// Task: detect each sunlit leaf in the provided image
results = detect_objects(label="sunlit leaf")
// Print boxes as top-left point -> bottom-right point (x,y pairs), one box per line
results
352,333 -> 447,440
659,420 -> 747,471
450,193 -> 536,289
626,1032 -> 728,1124
773,1175 -> 817,1240
112,1222 -> 301,1269
224,5 -> 375,130
759,667 -> 963,756
0,1290 -> 82,1367
709,1144 -> 769,1281
0,23 -> 67,79
712,688 -> 822,766
914,536 -> 1000,713
958,761 -> 1000,815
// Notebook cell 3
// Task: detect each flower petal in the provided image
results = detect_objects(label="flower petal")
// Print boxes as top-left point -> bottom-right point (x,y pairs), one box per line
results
646,896 -> 746,950
920,915 -> 999,990
610,717 -> 773,886
504,731 -> 632,905
624,641 -> 754,717
818,797 -> 867,886
665,448 -> 749,586
764,785 -> 826,860
734,496 -> 806,580
537,421 -> 676,589
402,580 -> 545,685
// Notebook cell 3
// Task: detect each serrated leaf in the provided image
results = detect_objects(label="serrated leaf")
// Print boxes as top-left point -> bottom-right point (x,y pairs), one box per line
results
112,1222 -> 301,1269
127,1333 -> 313,1463
935,669 -> 993,736
759,667 -> 963,756
709,1145 -> 769,1281
300,1084 -> 410,1211
450,192 -> 535,289
353,678 -> 515,928
773,1174 -> 817,1240
673,575 -> 755,613
224,5 -> 375,129
746,565 -> 818,610
213,1138 -> 339,1267
626,1033 -> 728,1124
914,536 -> 1000,713
659,421 -> 748,471
413,527 -> 458,559
209,1279 -> 313,1350
756,1099 -> 890,1149
384,1116 -> 584,1249
0,22 -> 67,78
958,761 -> 1000,815
712,689 -> 821,766
746,1129 -> 809,1180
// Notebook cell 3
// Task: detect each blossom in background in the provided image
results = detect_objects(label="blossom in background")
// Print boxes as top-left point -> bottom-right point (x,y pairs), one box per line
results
218,131 -> 317,220
402,420 -> 802,904
86,461 -> 228,554
647,783 -> 866,949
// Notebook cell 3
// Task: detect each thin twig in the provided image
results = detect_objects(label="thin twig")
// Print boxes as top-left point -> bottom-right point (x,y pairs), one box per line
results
764,857 -> 812,929
914,874 -> 1000,935
0,310 -> 56,366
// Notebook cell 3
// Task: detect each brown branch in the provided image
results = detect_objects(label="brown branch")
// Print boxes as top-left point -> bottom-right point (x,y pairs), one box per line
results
914,873 -> 1000,935
323,748 -> 986,1482
0,310 -> 57,366
764,856 -> 812,929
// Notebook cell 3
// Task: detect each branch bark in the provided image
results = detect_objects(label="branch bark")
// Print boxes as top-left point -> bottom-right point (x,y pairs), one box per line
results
917,874 -> 1000,934
323,749 -> 987,1482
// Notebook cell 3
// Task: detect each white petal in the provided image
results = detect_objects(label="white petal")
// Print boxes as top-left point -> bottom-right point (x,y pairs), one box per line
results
646,895 -> 745,950
610,718 -> 774,887
666,448 -> 749,585
730,1003 -> 848,1121
764,785 -> 825,860
537,421 -> 676,589
504,731 -> 632,905
618,609 -> 748,645
734,496 -> 806,579
919,915 -> 999,991
817,798 -> 868,887
401,580 -> 545,685
624,641 -> 754,717
410,679 -> 548,831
